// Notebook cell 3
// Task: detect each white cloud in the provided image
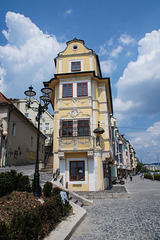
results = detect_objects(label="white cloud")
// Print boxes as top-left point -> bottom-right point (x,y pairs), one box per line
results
114,29 -> 160,122
100,59 -> 116,75
2,12 -> 43,47
64,9 -> 72,17
98,43 -> 107,56
108,38 -> 114,47
110,45 -> 123,58
119,33 -> 135,45
0,67 -> 6,93
126,51 -> 132,57
128,121 -> 160,153
147,121 -> 160,137
0,12 -> 65,98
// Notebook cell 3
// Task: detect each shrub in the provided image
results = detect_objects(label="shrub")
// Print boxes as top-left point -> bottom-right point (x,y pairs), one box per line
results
0,171 -> 72,239
0,170 -> 31,197
52,187 -> 61,196
43,181 -> 53,198
154,174 -> 160,181
144,173 -> 160,181
0,221 -> 12,240
10,209 -> 43,240
0,193 -> 72,239
16,173 -> 31,192
0,172 -> 14,197
144,173 -> 152,179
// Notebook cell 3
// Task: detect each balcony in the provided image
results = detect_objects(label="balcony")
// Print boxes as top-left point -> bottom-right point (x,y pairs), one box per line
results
58,135 -> 94,151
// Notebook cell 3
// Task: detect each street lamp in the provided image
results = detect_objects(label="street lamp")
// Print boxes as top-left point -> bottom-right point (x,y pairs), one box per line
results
24,85 -> 52,196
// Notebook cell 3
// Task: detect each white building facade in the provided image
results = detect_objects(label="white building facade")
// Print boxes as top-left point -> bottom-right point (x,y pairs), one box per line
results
10,99 -> 54,147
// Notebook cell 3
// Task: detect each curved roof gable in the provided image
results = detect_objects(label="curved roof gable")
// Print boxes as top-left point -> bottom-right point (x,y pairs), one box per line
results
57,37 -> 93,56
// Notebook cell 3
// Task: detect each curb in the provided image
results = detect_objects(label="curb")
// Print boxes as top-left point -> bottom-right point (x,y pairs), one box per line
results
44,202 -> 86,240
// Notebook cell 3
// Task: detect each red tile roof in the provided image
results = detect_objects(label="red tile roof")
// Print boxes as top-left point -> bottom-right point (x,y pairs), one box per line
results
0,92 -> 10,104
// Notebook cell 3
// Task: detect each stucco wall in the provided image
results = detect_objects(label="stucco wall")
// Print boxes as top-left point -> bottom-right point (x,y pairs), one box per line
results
0,105 -> 45,166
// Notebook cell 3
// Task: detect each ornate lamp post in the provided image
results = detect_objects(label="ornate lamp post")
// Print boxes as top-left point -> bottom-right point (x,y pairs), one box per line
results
24,85 -> 52,196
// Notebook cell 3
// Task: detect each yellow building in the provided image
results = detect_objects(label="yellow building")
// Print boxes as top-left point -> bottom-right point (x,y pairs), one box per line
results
45,38 -> 113,191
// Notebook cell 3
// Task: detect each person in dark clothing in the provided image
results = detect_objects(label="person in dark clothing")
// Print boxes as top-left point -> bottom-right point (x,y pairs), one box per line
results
130,174 -> 132,181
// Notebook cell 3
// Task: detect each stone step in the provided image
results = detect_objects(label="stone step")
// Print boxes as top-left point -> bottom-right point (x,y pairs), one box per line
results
76,186 -> 130,199
41,155 -> 53,173
45,164 -> 53,168
40,168 -> 53,174
51,180 -> 93,206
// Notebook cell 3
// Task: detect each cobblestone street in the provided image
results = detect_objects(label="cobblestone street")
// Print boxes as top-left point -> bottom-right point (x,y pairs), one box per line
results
70,176 -> 160,240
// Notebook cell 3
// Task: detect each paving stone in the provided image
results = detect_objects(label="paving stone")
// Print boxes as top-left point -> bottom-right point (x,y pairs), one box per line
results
70,176 -> 160,240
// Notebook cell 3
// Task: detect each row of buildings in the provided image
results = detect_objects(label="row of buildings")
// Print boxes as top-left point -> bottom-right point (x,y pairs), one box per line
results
0,38 -> 137,192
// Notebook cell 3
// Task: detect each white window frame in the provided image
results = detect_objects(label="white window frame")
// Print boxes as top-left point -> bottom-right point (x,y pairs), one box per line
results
67,158 -> 88,184
69,59 -> 83,73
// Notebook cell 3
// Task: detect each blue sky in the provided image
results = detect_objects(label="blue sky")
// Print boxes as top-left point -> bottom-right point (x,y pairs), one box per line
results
0,0 -> 160,164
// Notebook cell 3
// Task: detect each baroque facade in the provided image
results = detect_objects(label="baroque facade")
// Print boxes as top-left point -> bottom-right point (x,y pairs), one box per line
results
45,38 -> 114,191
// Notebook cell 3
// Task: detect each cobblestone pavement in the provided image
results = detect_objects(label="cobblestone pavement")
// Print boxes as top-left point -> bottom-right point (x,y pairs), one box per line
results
70,176 -> 160,240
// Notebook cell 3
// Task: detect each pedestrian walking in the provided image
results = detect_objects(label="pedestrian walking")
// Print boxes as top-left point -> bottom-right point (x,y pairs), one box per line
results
142,173 -> 144,180
151,172 -> 154,181
130,173 -> 132,181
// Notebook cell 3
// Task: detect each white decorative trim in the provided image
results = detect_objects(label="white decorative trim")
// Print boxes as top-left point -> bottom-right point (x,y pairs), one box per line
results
89,54 -> 93,71
70,109 -> 78,117
59,160 -> 65,185
62,101 -> 73,106
77,99 -> 88,104
78,111 -> 91,118
58,152 -> 65,160
72,98 -> 77,107
87,151 -> 94,159
60,110 -> 91,119
60,112 -> 70,119
59,99 -> 62,108
94,152 -> 102,157
73,138 -> 77,150
58,57 -> 62,73
89,158 -> 95,191
69,59 -> 83,73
